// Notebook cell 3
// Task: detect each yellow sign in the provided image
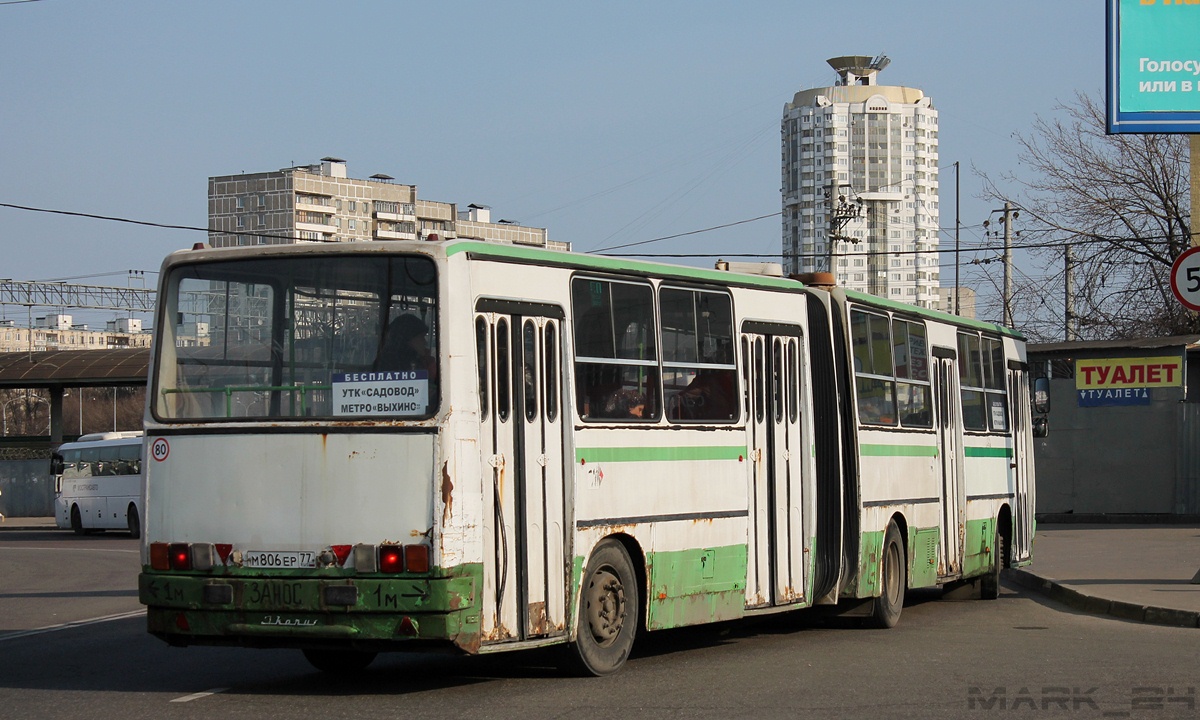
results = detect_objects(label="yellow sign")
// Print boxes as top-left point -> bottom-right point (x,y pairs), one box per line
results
1075,356 -> 1182,389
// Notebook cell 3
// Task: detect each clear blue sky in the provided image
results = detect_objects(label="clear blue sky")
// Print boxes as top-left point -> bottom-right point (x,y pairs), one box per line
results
1,0 -> 1103,326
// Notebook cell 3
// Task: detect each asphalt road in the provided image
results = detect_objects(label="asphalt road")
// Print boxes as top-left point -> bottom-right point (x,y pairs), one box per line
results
2,530 -> 1198,719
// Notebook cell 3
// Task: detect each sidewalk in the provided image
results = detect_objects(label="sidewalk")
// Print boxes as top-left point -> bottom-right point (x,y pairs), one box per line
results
0,516 -> 57,531
1006,523 -> 1200,628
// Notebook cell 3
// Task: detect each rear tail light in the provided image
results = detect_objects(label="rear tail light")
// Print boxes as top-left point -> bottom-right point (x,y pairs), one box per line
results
404,544 -> 430,573
376,544 -> 430,573
150,542 -> 216,571
169,543 -> 191,571
150,542 -> 170,570
379,544 -> 404,573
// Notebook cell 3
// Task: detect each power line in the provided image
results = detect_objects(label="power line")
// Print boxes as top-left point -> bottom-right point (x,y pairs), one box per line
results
0,202 -> 295,242
593,212 -> 782,252
3,199 -> 1188,263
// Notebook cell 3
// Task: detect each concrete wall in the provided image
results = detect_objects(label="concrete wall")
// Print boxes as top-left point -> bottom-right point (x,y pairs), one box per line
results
1033,377 -> 1191,514
0,459 -> 53,517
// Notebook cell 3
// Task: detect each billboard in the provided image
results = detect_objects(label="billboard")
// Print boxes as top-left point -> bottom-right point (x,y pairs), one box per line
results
1075,355 -> 1182,407
1107,0 -> 1200,133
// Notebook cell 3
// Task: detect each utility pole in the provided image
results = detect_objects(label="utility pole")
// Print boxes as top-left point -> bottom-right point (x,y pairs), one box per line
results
1192,135 -> 1200,248
984,203 -> 1019,327
826,183 -> 863,275
1065,244 -> 1077,341
954,161 -> 961,316
1002,201 -> 1014,327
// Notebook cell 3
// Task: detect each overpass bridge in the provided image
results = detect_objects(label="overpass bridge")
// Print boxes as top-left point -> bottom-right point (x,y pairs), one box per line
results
0,348 -> 150,450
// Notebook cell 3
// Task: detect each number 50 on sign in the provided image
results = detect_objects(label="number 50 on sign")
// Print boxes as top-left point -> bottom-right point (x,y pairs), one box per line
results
1170,246 -> 1200,312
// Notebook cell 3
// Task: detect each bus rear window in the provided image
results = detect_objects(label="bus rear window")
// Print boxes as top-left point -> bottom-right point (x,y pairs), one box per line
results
155,255 -> 439,421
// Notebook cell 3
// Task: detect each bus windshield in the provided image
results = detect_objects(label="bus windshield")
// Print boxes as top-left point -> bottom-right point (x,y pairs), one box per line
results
154,254 -> 439,421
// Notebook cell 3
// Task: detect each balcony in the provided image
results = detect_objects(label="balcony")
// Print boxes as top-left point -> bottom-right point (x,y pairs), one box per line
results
375,228 -> 418,241
295,197 -> 334,214
375,202 -> 416,222
296,221 -> 335,235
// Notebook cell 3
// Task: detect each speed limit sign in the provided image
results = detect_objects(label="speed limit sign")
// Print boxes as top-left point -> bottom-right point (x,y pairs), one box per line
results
1170,246 -> 1200,312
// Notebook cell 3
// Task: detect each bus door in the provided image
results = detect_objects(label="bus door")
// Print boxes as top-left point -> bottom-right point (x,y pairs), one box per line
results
742,326 -> 806,608
933,349 -> 965,576
1008,365 -> 1034,563
476,305 -> 567,643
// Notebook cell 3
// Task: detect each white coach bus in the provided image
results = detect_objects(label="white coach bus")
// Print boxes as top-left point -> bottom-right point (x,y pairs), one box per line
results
53,431 -> 145,537
138,239 -> 1035,675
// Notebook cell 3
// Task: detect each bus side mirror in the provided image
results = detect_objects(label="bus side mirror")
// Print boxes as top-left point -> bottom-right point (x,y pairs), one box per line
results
49,453 -> 64,476
1033,376 -> 1050,415
1032,416 -> 1049,438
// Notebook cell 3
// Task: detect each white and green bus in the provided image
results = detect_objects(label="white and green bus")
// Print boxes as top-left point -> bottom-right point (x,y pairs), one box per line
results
138,239 -> 1035,675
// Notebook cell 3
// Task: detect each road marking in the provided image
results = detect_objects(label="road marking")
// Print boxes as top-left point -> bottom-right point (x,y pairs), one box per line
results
171,688 -> 229,703
0,609 -> 146,643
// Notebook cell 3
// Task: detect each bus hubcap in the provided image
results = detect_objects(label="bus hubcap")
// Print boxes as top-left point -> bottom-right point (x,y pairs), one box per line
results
584,567 -> 625,646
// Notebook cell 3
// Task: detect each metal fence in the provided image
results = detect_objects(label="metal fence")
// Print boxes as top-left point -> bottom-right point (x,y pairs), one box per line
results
0,459 -> 53,518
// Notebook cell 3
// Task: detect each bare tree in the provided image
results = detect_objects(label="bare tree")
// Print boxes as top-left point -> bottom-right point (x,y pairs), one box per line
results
981,91 -> 1194,340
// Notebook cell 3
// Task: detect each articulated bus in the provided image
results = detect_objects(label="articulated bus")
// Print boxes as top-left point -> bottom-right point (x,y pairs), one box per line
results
53,431 -> 145,537
138,239 -> 1034,675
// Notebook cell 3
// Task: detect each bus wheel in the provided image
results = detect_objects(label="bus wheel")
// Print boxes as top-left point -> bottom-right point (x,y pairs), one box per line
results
126,504 -> 141,539
867,521 -> 905,628
70,505 -> 84,535
566,540 -> 638,676
981,529 -> 1004,600
302,648 -> 377,674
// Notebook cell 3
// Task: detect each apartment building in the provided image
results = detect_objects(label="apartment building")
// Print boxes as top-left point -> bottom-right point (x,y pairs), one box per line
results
208,158 -> 567,251
0,316 -> 151,353
782,56 -> 940,309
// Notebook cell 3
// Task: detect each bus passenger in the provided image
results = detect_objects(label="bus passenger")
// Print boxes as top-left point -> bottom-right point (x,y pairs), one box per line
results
377,314 -> 435,379
601,388 -> 645,419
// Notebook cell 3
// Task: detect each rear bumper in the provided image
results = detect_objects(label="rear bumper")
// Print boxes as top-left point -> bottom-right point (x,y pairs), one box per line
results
140,569 -> 481,652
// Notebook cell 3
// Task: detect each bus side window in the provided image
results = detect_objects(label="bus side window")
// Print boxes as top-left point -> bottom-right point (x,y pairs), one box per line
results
62,449 -> 81,478
571,277 -> 660,421
99,446 -> 120,476
119,444 -> 141,475
80,448 -> 100,477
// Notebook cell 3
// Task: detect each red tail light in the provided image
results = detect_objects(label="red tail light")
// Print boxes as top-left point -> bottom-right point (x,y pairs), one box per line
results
150,542 -> 170,570
379,545 -> 404,573
404,544 -> 430,573
169,543 -> 192,571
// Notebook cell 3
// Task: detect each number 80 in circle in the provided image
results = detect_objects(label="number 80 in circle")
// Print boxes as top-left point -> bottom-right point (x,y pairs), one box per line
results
1170,246 -> 1200,313
151,438 -> 170,462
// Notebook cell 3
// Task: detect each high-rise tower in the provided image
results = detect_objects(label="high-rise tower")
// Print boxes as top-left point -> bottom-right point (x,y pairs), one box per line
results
782,56 -> 940,308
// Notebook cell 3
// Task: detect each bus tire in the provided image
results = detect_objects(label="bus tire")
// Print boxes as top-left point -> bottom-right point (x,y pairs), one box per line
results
70,505 -> 84,535
301,648 -> 377,674
981,529 -> 1004,600
566,539 -> 638,676
127,504 -> 141,539
867,521 -> 905,628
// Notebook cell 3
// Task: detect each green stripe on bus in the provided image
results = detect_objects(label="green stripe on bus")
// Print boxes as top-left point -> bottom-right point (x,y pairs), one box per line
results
843,288 -> 1025,339
447,240 -> 803,291
964,446 -> 1013,458
576,445 -> 745,463
859,444 -> 938,457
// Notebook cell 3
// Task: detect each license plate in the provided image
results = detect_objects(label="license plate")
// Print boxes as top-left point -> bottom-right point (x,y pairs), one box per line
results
242,551 -> 316,569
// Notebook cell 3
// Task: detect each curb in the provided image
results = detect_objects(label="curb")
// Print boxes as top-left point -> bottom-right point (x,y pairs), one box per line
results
0,521 -> 58,532
1005,568 -> 1200,629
